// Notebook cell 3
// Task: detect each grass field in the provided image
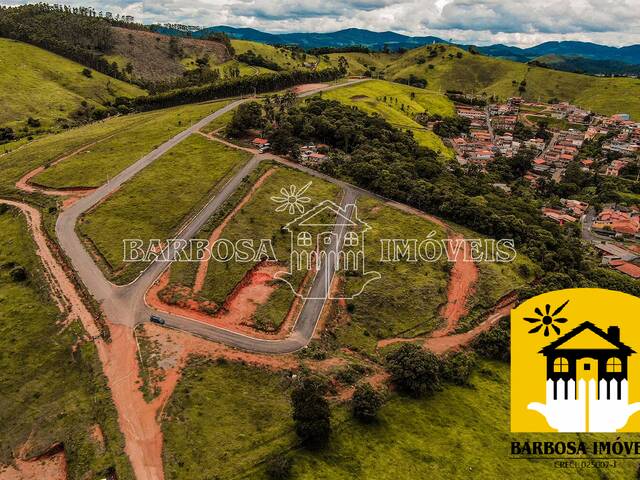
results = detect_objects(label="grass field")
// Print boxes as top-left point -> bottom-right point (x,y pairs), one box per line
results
329,45 -> 640,119
335,198 -> 449,353
524,114 -> 587,132
78,135 -> 250,283
33,100 -> 232,189
0,102 -> 232,197
200,108 -> 236,134
162,357 -> 638,479
0,38 -> 144,132
326,51 -> 397,76
320,80 -> 454,157
286,361 -> 640,480
0,208 -> 132,479
231,40 -> 322,71
170,166 -> 340,331
162,359 -> 295,480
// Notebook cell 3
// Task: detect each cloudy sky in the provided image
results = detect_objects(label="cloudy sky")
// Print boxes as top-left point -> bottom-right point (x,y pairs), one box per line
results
6,0 -> 640,47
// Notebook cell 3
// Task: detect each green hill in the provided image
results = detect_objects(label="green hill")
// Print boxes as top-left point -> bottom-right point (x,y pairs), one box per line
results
330,44 -> 640,119
0,38 -> 144,133
232,39 -> 332,71
321,79 -> 454,157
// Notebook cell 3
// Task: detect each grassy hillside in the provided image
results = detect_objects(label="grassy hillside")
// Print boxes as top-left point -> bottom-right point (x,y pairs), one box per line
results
330,44 -> 640,119
326,51 -> 396,76
320,79 -> 454,156
0,38 -> 144,133
162,358 -> 639,479
0,208 -> 132,479
232,39 -> 329,71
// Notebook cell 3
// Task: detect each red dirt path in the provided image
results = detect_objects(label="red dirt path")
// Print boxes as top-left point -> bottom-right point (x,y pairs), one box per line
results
432,234 -> 478,337
0,200 -> 164,480
291,83 -> 329,94
375,203 -> 486,352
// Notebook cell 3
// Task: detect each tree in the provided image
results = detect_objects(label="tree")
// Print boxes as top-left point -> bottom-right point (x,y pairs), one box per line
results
291,376 -> 331,448
81,67 -> 92,78
471,316 -> 510,362
385,344 -> 441,397
225,101 -> 264,137
352,384 -> 384,422
0,127 -> 15,144
27,117 -> 41,128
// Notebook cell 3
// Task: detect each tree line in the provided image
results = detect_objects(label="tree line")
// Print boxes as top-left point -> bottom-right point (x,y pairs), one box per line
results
0,3 -> 133,80
130,68 -> 343,111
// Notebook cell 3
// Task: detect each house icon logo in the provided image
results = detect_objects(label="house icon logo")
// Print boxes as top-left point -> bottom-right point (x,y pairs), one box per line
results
511,288 -> 640,432
274,198 -> 380,300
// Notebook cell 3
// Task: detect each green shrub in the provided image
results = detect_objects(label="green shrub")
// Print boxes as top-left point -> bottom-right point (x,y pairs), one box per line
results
440,350 -> 477,386
471,316 -> 510,362
9,265 -> 27,282
385,343 -> 441,397
352,384 -> 384,422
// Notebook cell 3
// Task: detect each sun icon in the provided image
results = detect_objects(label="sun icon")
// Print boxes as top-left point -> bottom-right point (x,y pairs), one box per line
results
271,181 -> 312,214
524,300 -> 569,337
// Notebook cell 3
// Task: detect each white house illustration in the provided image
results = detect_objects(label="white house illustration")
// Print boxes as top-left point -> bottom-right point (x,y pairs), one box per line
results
277,200 -> 380,300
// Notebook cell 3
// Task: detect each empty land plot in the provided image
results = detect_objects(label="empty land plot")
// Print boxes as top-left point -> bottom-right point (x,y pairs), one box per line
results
162,359 -> 294,480
33,100 -> 232,189
0,112 -> 146,193
0,208 -> 132,479
174,167 -> 340,331
78,135 -> 250,283
320,80 -> 454,157
335,197 -> 449,353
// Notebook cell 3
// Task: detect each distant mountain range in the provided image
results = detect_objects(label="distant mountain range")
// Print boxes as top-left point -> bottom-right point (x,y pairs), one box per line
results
152,25 -> 640,72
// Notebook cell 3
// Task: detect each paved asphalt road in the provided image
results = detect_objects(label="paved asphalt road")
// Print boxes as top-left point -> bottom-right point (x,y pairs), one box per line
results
55,80 -> 366,353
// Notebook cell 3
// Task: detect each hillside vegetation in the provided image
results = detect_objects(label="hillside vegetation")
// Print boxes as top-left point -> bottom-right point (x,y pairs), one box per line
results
330,44 -> 640,119
0,38 -> 143,133
0,208 -> 132,479
320,80 -> 454,156
105,27 -> 230,83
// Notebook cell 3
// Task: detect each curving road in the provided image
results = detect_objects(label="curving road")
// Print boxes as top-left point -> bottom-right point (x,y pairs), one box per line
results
55,80 -> 366,354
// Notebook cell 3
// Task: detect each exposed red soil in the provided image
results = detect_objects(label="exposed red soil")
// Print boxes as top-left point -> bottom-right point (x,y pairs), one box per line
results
143,323 -> 298,373
89,424 -> 105,450
432,235 -> 479,337
100,324 -> 166,480
193,167 -> 276,292
147,263 -> 297,340
291,83 -> 329,94
0,449 -> 67,480
0,200 -> 165,480
423,293 -> 516,354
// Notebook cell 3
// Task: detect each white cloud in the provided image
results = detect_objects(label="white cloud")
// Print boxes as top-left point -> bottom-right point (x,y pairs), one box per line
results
5,0 -> 640,47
